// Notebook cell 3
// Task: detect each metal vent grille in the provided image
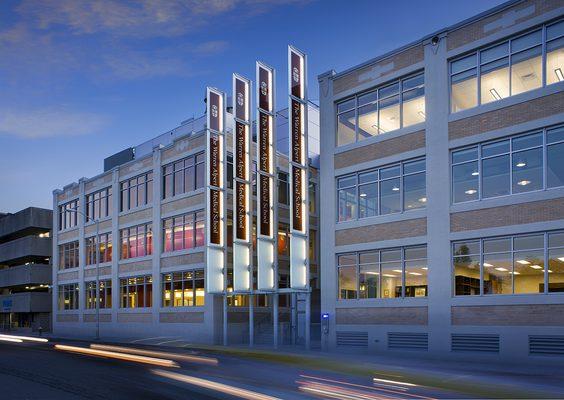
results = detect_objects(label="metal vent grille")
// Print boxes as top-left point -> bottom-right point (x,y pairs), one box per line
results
336,331 -> 368,347
529,336 -> 564,356
451,334 -> 500,353
388,332 -> 428,351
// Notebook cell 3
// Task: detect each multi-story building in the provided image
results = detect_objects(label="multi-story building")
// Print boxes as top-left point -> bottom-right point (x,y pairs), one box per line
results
319,0 -> 564,361
0,207 -> 52,332
52,104 -> 320,344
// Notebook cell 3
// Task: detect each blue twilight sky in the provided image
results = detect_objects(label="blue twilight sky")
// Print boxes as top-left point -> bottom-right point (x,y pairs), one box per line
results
0,0 -> 506,213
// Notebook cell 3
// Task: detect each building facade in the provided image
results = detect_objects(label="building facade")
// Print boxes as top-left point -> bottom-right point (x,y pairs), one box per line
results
52,105 -> 320,344
319,0 -> 564,361
0,207 -> 52,332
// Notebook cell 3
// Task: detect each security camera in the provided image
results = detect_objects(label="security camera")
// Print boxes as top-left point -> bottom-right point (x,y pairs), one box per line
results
431,36 -> 440,46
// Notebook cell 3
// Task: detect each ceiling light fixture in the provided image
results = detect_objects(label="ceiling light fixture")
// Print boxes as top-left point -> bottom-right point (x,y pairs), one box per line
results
382,274 -> 396,278
558,257 -> 564,262
360,193 -> 367,197
418,197 -> 427,203
483,262 -> 493,267
495,267 -> 508,272
529,265 -> 542,270
418,111 -> 426,118
409,272 -> 422,276
555,68 -> 564,82
511,271 -> 521,275
516,161 -> 526,168
392,187 -> 400,192
516,259 -> 530,265
465,189 -> 477,195
422,267 -> 428,270
548,269 -> 553,273
517,180 -> 531,186
471,171 -> 479,176
489,88 -> 502,101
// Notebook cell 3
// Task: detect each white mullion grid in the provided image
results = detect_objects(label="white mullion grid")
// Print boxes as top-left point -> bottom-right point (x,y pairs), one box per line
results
544,232 -> 549,295
479,238 -> 484,296
511,235 -> 515,294
543,127 -> 548,190
356,252 -> 360,300
399,163 -> 405,213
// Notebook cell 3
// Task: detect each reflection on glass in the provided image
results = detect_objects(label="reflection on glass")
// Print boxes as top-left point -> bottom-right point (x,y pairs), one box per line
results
547,142 -> 564,188
546,36 -> 564,85
484,252 -> 512,294
405,259 -> 428,297
338,265 -> 357,299
357,102 -> 378,140
453,161 -> 479,202
380,178 -> 401,215
403,172 -> 426,210
381,261 -> 402,298
337,109 -> 356,146
511,47 -> 542,95
480,58 -> 510,104
482,155 -> 510,198
359,182 -> 378,218
454,255 -> 481,296
359,263 -> 379,299
513,250 -> 544,294
548,248 -> 564,293
512,148 -> 543,193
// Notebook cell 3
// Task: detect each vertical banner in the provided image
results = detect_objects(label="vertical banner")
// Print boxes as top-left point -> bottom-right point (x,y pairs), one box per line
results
256,62 -> 277,291
288,46 -> 309,290
232,74 -> 252,292
206,87 -> 226,294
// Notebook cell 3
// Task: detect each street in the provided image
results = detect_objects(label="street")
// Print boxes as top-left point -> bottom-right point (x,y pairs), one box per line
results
0,336 -> 469,400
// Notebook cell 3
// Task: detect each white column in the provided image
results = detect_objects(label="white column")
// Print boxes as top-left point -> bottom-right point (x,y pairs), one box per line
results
152,147 -> 163,326
111,169 -> 120,330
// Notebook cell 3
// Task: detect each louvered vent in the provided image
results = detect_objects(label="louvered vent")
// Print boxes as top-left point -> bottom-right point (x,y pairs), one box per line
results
451,334 -> 499,353
388,332 -> 428,351
529,336 -> 564,356
336,331 -> 368,347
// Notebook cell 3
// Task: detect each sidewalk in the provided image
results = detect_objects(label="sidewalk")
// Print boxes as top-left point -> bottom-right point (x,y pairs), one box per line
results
37,332 -> 564,399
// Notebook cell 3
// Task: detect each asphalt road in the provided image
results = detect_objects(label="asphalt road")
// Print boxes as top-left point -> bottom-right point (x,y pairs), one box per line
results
0,338 -> 466,400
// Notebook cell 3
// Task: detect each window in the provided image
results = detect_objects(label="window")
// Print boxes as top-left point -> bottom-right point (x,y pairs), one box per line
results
85,280 -> 112,309
58,199 -> 79,230
162,211 -> 205,252
337,158 -> 426,222
120,172 -> 153,212
278,172 -> 289,205
278,223 -> 290,256
451,20 -> 563,113
58,241 -> 79,270
58,283 -> 79,310
162,153 -> 205,199
162,270 -> 205,307
85,233 -> 112,265
336,73 -> 425,146
120,275 -> 152,308
86,187 -> 112,221
453,231 -> 564,295
120,223 -> 153,259
337,245 -> 427,300
452,125 -> 564,203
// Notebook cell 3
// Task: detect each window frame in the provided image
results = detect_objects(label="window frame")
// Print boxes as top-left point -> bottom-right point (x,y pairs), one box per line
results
336,157 -> 426,222
335,71 -> 425,146
451,125 -> 564,204
450,19 -> 564,113
452,230 -> 564,296
161,269 -> 205,308
119,275 -> 153,308
119,171 -> 153,212
162,152 -> 205,200
85,187 -> 112,221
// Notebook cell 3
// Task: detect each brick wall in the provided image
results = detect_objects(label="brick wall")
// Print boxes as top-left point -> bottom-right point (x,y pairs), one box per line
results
449,91 -> 564,140
336,306 -> 428,325
333,45 -> 424,95
335,218 -> 426,246
452,304 -> 564,326
451,198 -> 564,232
335,130 -> 425,170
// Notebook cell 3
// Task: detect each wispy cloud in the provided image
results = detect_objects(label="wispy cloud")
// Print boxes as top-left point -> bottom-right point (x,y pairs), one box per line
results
0,107 -> 109,139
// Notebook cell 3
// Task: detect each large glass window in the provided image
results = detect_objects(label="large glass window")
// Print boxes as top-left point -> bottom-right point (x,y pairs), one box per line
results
162,211 -> 205,253
85,233 -> 112,265
58,199 -> 79,231
86,187 -> 112,221
162,153 -> 205,199
452,125 -> 564,203
337,158 -> 426,222
120,223 -> 153,259
336,73 -> 425,146
58,241 -> 79,270
454,231 -> 564,296
85,280 -> 112,309
58,283 -> 79,310
337,245 -> 427,300
162,270 -> 205,307
120,172 -> 153,212
451,20 -> 563,113
120,275 -> 152,308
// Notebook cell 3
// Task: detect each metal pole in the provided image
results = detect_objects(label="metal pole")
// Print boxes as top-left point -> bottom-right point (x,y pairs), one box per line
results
223,295 -> 228,346
291,293 -> 296,345
273,293 -> 278,348
249,294 -> 254,347
95,219 -> 100,341
305,292 -> 311,350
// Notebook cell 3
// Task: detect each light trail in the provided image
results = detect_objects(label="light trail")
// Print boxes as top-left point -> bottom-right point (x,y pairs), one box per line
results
90,344 -> 218,366
152,369 -> 281,400
373,377 -> 417,387
297,375 -> 436,400
0,337 -> 23,343
0,334 -> 48,343
54,344 -> 179,368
